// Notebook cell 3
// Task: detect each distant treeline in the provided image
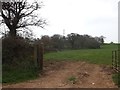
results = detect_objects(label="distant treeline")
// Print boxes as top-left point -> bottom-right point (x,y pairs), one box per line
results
2,33 -> 104,64
38,33 -> 104,52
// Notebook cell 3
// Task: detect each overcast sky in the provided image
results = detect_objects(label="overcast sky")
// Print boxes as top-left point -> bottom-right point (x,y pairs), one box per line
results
27,0 -> 119,43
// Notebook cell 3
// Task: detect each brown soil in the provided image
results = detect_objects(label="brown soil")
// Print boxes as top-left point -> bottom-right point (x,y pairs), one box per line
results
2,61 -> 118,88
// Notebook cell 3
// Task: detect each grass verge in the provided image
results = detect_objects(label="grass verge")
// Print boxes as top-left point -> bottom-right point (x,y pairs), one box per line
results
2,59 -> 39,84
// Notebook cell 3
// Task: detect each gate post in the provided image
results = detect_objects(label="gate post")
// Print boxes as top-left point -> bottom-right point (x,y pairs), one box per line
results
34,43 -> 38,68
40,42 -> 44,71
34,41 -> 44,72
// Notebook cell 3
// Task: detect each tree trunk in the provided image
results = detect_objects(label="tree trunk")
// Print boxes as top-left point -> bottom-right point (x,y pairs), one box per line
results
9,28 -> 17,37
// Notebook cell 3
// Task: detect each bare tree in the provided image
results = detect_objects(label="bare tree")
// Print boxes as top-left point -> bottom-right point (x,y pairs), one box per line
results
0,0 -> 46,37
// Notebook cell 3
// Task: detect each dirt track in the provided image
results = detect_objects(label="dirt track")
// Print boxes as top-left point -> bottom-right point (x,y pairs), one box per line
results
3,61 -> 118,88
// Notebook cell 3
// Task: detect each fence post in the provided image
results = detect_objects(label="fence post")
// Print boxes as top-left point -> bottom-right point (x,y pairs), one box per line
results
34,43 -> 38,68
34,42 -> 44,72
39,42 -> 44,71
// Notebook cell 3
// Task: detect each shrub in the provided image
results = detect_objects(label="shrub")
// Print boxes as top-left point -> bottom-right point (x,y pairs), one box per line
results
2,36 -> 39,83
2,36 -> 34,64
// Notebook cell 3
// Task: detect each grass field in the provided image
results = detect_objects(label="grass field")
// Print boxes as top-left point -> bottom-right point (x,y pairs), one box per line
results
44,44 -> 118,65
44,44 -> 119,86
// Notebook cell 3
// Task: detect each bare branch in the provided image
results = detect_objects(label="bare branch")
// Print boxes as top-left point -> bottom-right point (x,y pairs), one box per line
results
20,2 -> 42,18
0,0 -> 47,37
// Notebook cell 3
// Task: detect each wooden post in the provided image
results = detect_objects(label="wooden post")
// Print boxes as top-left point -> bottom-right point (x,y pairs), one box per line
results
39,42 -> 44,71
34,44 -> 38,68
34,42 -> 44,72
37,44 -> 40,69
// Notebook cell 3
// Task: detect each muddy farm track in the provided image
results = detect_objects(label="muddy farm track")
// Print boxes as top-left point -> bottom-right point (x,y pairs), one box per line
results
3,61 -> 118,88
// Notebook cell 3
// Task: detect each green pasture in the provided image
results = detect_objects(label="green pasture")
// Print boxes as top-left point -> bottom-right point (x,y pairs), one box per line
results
44,44 -> 118,65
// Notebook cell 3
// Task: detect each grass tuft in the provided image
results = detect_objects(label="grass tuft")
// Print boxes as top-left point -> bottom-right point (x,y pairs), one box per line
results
68,76 -> 77,84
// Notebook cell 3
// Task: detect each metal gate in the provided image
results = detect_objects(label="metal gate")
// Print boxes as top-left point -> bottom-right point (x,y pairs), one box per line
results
112,50 -> 120,72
